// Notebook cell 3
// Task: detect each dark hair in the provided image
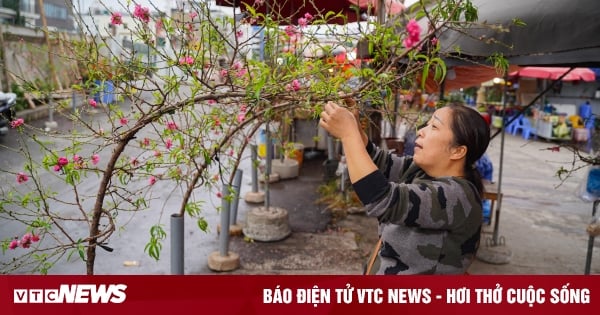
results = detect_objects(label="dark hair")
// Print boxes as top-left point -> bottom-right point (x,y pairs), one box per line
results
447,103 -> 490,194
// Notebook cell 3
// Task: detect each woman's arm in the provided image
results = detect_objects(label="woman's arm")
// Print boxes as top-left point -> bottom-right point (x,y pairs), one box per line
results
359,177 -> 482,230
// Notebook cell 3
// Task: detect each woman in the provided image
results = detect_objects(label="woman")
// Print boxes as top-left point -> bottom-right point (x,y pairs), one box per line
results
319,101 -> 490,274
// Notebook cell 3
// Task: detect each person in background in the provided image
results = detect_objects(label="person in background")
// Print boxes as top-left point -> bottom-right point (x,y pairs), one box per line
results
475,153 -> 494,224
319,102 -> 490,274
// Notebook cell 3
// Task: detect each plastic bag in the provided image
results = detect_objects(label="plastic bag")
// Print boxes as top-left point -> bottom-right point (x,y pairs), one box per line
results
576,165 -> 600,202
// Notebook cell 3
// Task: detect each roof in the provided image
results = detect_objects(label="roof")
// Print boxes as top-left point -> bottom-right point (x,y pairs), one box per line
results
438,0 -> 600,67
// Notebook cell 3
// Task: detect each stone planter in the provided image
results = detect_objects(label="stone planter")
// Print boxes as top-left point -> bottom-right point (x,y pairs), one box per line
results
242,206 -> 291,242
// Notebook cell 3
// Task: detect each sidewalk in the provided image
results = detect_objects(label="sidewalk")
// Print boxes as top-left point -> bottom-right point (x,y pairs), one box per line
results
221,133 -> 600,275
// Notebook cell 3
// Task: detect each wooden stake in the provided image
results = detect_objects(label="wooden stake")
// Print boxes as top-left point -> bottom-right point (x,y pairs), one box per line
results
38,0 -> 62,91
0,25 -> 9,91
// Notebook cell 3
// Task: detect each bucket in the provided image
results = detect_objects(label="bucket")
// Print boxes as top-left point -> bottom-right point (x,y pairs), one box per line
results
256,123 -> 279,158
492,115 -> 503,129
573,128 -> 589,142
271,159 -> 299,179
287,143 -> 304,167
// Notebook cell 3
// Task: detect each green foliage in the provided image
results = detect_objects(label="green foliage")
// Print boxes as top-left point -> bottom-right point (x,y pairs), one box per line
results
0,0 -> 516,275
145,225 -> 167,261
10,83 -> 28,112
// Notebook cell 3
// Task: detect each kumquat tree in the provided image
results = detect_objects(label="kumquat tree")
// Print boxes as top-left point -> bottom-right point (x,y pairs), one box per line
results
0,0 -> 507,274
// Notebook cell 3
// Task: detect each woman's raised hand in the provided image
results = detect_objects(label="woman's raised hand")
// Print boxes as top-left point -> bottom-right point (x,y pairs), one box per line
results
319,101 -> 359,140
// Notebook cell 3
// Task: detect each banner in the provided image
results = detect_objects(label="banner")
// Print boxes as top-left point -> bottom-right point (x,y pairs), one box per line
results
0,275 -> 597,314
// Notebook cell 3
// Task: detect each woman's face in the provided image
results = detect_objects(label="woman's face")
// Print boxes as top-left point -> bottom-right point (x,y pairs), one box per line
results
413,107 -> 457,171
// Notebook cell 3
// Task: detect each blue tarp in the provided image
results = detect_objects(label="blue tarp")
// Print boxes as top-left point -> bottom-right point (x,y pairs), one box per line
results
591,68 -> 600,82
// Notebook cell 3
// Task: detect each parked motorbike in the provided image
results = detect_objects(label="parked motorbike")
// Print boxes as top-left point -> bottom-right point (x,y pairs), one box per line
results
0,92 -> 17,136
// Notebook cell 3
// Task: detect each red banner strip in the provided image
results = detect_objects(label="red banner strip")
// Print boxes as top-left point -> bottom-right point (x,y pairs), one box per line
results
1,275 -> 598,315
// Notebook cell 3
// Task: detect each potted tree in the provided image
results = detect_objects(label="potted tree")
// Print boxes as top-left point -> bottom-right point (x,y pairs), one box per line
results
0,1 -> 500,274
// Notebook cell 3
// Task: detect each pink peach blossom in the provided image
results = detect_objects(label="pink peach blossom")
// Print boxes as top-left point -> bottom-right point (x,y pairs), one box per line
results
10,118 -> 24,128
133,5 -> 150,23
179,56 -> 194,65
9,239 -> 19,250
110,12 -> 123,25
20,233 -> 32,248
285,79 -> 301,92
297,17 -> 308,27
16,172 -> 28,184
166,121 -> 178,130
91,154 -> 100,165
236,68 -> 248,78
220,69 -> 228,78
403,19 -> 421,49
57,157 -> 69,167
284,25 -> 296,37
237,113 -> 246,123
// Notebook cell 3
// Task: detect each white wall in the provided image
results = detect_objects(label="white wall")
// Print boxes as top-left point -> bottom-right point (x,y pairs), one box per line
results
545,80 -> 600,116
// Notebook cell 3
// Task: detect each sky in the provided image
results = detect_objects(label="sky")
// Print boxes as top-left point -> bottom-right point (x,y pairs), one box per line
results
77,0 -> 421,13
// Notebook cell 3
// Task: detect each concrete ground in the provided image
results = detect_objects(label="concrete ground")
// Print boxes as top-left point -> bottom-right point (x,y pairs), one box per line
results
222,131 -> 600,275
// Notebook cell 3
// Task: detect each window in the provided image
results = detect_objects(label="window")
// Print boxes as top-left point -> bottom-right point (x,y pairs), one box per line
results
44,3 -> 68,20
20,0 -> 36,14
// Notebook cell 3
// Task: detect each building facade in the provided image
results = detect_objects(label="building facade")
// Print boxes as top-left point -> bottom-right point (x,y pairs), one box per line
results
0,0 -> 75,32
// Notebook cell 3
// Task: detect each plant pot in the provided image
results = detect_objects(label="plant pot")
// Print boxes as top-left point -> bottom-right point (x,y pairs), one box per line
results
271,159 -> 299,179
286,143 -> 305,168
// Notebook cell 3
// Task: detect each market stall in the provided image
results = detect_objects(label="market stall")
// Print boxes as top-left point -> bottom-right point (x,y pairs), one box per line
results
435,0 -> 600,271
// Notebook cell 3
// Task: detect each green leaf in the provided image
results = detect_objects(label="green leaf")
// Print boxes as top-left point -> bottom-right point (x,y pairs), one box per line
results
145,224 -> 166,261
197,217 -> 208,232
77,243 -> 86,261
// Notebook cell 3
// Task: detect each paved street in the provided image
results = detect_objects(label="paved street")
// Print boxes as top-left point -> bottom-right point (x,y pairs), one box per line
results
469,132 -> 600,274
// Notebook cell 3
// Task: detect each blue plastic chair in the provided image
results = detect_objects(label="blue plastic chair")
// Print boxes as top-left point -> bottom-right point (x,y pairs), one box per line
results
505,115 -> 520,134
93,80 -> 116,104
513,116 -> 536,140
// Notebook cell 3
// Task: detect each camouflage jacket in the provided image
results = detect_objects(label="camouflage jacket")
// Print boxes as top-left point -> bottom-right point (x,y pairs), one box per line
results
354,142 -> 482,275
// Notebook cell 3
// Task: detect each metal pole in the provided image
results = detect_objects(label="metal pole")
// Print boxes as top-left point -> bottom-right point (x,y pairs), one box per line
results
170,214 -> 184,274
230,169 -> 243,225
72,89 -> 77,113
584,200 -> 599,275
491,73 -> 508,245
264,122 -> 272,210
491,87 -> 506,246
219,183 -> 231,256
327,133 -> 335,160
391,89 -> 400,139
250,144 -> 259,193
377,0 -> 386,24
